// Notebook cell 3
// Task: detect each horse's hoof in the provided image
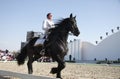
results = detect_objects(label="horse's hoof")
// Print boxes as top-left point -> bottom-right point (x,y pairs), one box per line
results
28,72 -> 32,74
57,76 -> 62,79
50,67 -> 57,74
28,71 -> 33,74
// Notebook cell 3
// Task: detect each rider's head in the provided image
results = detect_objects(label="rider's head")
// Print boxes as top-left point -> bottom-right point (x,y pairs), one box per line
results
47,13 -> 52,20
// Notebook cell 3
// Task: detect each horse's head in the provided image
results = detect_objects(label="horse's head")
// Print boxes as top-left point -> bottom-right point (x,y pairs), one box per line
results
66,13 -> 80,36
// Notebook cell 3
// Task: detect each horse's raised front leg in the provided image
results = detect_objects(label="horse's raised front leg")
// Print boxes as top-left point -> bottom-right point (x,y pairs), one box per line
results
51,55 -> 65,79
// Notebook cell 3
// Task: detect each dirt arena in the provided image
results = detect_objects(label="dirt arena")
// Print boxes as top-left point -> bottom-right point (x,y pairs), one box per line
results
0,61 -> 120,79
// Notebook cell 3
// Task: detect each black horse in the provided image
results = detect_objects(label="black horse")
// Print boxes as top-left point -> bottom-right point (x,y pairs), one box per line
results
16,14 -> 80,78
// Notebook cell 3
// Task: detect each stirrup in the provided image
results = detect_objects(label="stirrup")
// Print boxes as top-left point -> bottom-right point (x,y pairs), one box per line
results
40,49 -> 45,56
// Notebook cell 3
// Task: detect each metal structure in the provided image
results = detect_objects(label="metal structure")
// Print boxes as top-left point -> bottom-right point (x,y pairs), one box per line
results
21,31 -> 44,49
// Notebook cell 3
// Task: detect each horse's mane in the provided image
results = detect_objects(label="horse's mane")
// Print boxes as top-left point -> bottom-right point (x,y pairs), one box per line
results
47,18 -> 70,43
49,18 -> 69,33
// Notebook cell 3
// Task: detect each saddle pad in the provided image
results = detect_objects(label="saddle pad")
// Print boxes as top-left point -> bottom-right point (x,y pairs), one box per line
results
34,38 -> 45,46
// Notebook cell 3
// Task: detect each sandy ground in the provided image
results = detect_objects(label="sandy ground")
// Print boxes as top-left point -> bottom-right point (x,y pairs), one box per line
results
0,61 -> 120,79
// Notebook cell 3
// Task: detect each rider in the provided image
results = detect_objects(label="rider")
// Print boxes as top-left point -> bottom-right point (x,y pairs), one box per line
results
34,13 -> 55,46
40,13 -> 55,55
42,13 -> 55,39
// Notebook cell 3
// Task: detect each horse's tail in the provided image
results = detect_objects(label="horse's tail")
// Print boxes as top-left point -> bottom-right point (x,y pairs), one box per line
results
16,45 -> 27,65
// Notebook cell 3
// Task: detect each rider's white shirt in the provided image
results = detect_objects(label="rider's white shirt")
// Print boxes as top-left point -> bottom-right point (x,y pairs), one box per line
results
42,19 -> 55,34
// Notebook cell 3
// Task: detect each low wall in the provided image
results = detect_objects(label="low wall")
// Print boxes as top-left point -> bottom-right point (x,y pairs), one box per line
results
0,70 -> 59,79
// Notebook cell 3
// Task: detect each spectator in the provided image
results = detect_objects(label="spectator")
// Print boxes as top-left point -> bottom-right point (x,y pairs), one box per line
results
0,49 -> 15,61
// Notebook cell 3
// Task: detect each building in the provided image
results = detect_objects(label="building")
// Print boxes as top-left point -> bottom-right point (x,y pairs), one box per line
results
21,31 -> 44,49
65,39 -> 81,61
26,31 -> 44,41
65,30 -> 120,61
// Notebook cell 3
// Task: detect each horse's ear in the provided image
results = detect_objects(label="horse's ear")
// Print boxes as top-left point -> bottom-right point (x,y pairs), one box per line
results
70,13 -> 73,18
74,16 -> 76,19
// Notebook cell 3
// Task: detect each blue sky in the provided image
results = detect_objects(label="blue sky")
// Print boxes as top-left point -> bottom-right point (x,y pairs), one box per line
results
0,0 -> 120,51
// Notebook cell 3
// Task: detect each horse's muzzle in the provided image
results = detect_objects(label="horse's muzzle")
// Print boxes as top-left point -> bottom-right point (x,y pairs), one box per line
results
74,29 -> 80,36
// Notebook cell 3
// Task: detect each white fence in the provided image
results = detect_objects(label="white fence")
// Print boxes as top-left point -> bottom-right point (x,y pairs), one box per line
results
0,70 -> 59,79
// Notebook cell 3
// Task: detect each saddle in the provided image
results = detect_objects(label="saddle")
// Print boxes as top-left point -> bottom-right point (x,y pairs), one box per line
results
34,35 -> 49,56
34,38 -> 45,46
